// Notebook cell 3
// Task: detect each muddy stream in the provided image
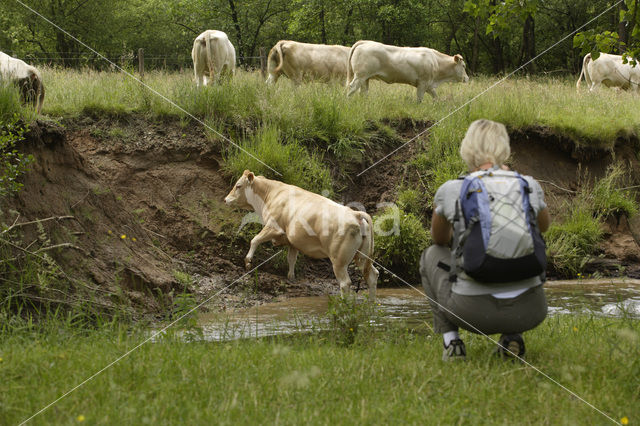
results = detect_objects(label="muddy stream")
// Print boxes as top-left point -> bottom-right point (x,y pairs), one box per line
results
198,279 -> 640,341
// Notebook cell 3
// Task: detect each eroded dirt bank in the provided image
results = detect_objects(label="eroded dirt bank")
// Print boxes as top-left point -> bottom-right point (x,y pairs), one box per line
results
3,117 -> 640,315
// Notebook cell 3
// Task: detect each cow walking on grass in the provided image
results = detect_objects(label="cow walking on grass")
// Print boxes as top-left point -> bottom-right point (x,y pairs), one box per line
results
191,30 -> 236,86
346,40 -> 469,103
0,51 -> 45,113
265,40 -> 350,85
576,52 -> 640,92
224,170 -> 378,300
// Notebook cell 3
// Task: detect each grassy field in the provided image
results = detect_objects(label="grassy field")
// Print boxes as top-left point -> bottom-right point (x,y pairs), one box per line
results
36,68 -> 640,146
0,312 -> 638,425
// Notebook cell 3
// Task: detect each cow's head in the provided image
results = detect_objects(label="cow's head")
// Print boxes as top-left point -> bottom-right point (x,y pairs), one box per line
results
224,170 -> 255,208
453,54 -> 470,83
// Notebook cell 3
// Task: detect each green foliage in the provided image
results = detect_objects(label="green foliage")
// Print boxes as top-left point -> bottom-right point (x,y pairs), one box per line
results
574,0 -> 640,65
546,205 -> 604,277
396,187 -> 424,216
374,207 -> 430,281
223,125 -> 333,194
0,83 -> 23,122
0,115 -> 33,197
326,295 -> 375,346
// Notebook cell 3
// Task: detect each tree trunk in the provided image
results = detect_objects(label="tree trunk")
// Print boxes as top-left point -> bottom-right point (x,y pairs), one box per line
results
490,36 -> 505,74
619,1 -> 629,53
472,16 -> 479,73
320,7 -> 326,44
341,7 -> 353,45
520,14 -> 536,73
227,0 -> 245,64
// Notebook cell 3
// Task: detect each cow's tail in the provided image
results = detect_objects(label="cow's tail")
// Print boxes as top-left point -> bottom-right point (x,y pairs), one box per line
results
205,34 -> 215,81
273,41 -> 285,74
577,53 -> 592,90
346,40 -> 367,88
354,211 -> 375,291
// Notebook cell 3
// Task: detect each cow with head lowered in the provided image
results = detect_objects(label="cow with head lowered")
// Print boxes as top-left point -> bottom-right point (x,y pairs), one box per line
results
224,170 -> 379,300
266,40 -> 351,85
0,51 -> 45,113
191,30 -> 236,86
346,40 -> 469,103
576,52 -> 640,92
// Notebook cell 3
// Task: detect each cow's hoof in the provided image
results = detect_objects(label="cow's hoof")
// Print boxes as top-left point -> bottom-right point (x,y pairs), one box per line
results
244,258 -> 252,270
287,273 -> 295,281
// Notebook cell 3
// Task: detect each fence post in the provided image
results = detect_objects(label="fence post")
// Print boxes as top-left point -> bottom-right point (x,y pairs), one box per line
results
138,48 -> 144,76
259,47 -> 266,78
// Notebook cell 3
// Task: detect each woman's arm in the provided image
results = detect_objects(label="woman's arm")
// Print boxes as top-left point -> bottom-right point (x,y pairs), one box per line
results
537,207 -> 551,233
431,209 -> 452,246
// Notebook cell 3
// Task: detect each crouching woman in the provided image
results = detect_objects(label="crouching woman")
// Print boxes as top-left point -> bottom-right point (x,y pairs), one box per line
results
420,119 -> 551,361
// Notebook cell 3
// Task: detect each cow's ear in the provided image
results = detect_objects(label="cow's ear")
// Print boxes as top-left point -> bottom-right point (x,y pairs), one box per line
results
247,172 -> 255,183
454,54 -> 463,63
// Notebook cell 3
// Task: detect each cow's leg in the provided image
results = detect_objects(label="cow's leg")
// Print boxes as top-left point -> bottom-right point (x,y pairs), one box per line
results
287,247 -> 298,280
354,254 -> 379,302
347,76 -> 362,96
245,226 -> 284,269
362,79 -> 370,94
331,261 -> 353,296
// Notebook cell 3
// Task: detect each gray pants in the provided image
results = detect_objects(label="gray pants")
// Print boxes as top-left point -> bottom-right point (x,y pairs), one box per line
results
419,245 -> 548,335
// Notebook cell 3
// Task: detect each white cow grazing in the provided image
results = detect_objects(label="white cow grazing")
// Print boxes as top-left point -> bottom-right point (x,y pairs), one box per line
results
224,170 -> 379,299
0,51 -> 45,113
191,30 -> 236,86
576,52 -> 640,92
266,40 -> 350,84
347,40 -> 469,102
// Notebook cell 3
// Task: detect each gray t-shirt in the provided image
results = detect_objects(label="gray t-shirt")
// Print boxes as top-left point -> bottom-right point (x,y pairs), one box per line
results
434,173 -> 548,296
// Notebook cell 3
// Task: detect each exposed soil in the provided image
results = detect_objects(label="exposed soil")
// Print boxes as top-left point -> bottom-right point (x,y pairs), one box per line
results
510,127 -> 640,277
3,117 -> 640,316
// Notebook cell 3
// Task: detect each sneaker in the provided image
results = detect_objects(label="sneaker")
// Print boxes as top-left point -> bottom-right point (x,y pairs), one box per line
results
497,334 -> 526,359
442,338 -> 466,361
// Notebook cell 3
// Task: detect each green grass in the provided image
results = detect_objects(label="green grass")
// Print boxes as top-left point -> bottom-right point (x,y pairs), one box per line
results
36,68 -> 640,148
0,314 -> 637,424
222,125 -> 333,194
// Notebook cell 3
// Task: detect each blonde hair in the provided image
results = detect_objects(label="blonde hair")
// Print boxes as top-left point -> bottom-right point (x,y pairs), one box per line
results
459,119 -> 511,170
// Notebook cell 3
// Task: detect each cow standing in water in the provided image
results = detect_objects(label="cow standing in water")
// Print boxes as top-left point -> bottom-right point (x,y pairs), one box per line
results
265,41 -> 350,85
576,52 -> 640,92
346,40 -> 469,103
191,30 -> 236,86
224,170 -> 379,300
0,51 -> 45,113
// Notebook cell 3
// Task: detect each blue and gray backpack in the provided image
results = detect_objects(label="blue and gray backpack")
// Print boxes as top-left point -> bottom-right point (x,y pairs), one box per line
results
450,168 -> 546,283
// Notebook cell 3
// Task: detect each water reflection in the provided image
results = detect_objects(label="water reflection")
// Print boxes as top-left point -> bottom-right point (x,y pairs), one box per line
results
200,279 -> 640,341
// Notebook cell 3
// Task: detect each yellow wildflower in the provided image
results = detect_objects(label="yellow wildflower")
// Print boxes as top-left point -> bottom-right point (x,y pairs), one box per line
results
621,417 -> 629,425
76,415 -> 85,422
0,357 -> 3,362
107,230 -> 112,235
132,237 -> 137,242
573,327 -> 578,332
120,234 -> 126,239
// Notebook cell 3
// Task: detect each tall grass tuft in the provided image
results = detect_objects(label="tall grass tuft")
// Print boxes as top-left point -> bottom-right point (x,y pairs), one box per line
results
222,125 -> 333,194
545,205 -> 604,277
0,83 -> 25,122
545,163 -> 638,277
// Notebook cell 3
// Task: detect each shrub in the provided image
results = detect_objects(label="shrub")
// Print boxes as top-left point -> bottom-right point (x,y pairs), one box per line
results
0,116 -> 33,196
396,187 -> 425,216
374,207 -> 431,282
0,83 -> 23,122
326,295 -> 375,346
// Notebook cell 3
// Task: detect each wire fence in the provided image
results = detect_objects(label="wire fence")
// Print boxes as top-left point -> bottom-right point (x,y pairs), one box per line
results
3,50 -> 267,73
